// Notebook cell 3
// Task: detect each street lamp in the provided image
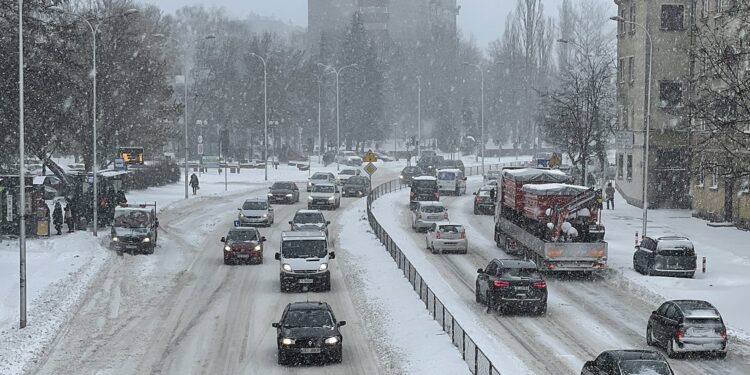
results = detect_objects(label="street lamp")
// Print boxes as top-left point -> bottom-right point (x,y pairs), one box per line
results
416,75 -> 422,160
464,63 -> 485,175
249,52 -> 269,180
18,0 -> 27,329
610,15 -> 653,237
312,73 -> 323,165
317,63 -> 358,171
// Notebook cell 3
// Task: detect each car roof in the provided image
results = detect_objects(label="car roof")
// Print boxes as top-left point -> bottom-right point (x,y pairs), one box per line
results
434,221 -> 462,227
287,301 -> 332,311
295,209 -> 324,215
115,206 -> 153,213
437,168 -> 461,173
418,201 -> 444,207
413,176 -> 437,181
671,300 -> 718,314
479,185 -> 495,191
314,182 -> 336,187
282,231 -> 327,240
229,227 -> 260,233
605,350 -> 665,361
495,259 -> 538,269
243,197 -> 267,203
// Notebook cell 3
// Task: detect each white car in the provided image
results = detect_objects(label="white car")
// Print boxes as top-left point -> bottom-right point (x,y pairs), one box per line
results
425,222 -> 467,254
307,172 -> 336,192
337,151 -> 363,166
336,168 -> 361,185
411,201 -> 448,232
308,183 -> 341,210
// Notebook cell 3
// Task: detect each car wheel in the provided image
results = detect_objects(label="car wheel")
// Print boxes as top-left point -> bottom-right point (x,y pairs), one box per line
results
534,303 -> 547,316
308,204 -> 312,209
116,249 -> 123,257
224,259 -> 231,265
646,264 -> 654,276
475,284 -> 482,303
144,245 -> 154,255
666,339 -> 678,358
686,272 -> 695,278
716,351 -> 727,359
646,324 -> 656,346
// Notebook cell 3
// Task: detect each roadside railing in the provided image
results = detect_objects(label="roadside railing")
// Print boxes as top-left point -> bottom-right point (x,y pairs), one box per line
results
366,162 -> 526,375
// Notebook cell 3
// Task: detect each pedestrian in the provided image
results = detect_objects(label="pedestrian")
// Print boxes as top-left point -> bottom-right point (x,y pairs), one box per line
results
64,201 -> 74,233
489,187 -> 496,202
98,193 -> 110,227
605,182 -> 615,210
115,190 -> 127,207
190,173 -> 200,195
53,201 -> 63,235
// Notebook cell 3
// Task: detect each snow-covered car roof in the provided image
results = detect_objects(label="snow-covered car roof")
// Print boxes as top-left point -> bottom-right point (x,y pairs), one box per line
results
243,197 -> 267,203
313,182 -> 336,188
503,168 -> 570,183
295,209 -> 324,215
413,176 -> 437,181
418,201 -> 444,207
437,168 -> 462,174
521,183 -> 588,196
282,230 -> 327,241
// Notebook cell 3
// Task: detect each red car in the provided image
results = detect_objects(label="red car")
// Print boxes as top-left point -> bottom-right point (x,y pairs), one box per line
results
221,227 -> 266,265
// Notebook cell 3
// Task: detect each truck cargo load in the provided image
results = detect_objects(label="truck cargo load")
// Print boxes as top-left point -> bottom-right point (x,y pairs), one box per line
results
502,168 -> 571,215
522,183 -> 589,222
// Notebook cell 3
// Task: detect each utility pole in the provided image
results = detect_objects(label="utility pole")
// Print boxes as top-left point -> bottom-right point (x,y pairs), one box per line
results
417,75 -> 422,160
318,63 -> 358,171
18,0 -> 27,329
250,53 -> 268,180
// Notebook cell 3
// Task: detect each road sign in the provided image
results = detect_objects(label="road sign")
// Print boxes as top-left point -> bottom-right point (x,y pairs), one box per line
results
364,162 -> 378,176
363,149 -> 378,163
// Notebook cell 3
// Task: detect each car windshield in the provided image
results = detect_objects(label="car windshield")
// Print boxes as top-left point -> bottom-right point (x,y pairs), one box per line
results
282,240 -> 327,258
340,170 -> 356,175
421,205 -> 444,213
271,182 -> 295,190
438,171 -> 456,179
313,185 -> 335,193
242,201 -> 267,210
403,167 -> 420,173
346,177 -> 367,186
412,180 -> 437,189
502,268 -> 541,279
227,230 -> 258,242
478,189 -> 492,196
311,173 -> 329,180
113,210 -> 151,228
439,225 -> 462,233
284,309 -> 334,328
294,213 -> 325,224
619,360 -> 671,375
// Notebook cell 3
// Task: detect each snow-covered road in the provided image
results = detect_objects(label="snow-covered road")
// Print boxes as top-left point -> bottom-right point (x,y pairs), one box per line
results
372,177 -> 750,375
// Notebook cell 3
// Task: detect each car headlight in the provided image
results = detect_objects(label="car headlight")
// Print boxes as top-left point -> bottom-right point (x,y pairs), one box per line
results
319,263 -> 328,271
254,245 -> 261,251
281,338 -> 295,345
224,245 -> 232,251
262,214 -> 268,218
308,196 -> 313,201
112,236 -> 119,242
267,193 -> 273,197
282,263 -> 293,272
239,213 -> 245,218
286,193 -> 293,197
324,337 -> 339,345
308,182 -> 312,186
142,237 -> 150,243
328,196 -> 335,201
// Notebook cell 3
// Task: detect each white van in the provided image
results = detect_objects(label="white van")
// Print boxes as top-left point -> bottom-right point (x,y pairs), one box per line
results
436,169 -> 467,195
275,231 -> 334,292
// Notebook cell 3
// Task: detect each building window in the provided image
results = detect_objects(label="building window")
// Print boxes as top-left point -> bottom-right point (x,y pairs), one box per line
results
702,0 -> 710,17
619,58 -> 625,83
619,9 -> 627,36
623,105 -> 630,130
716,0 -> 723,13
627,154 -> 633,180
628,56 -> 634,83
659,81 -> 683,108
661,5 -> 685,31
618,154 -> 624,180
697,161 -> 705,187
711,166 -> 719,189
629,5 -> 636,34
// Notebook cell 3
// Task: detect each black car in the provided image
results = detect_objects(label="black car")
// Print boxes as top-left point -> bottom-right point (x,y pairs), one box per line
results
272,302 -> 346,365
417,155 -> 444,176
342,176 -> 370,197
634,236 -> 696,278
475,259 -> 547,315
438,159 -> 465,174
473,185 -> 497,215
399,166 -> 423,186
268,181 -> 300,204
409,176 -> 439,210
647,300 -> 728,358
581,350 -> 674,375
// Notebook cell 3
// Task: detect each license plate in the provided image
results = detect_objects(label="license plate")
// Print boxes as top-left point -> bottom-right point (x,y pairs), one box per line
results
237,253 -> 250,258
300,348 -> 321,354
298,279 -> 314,284
515,286 -> 529,291
444,242 -> 457,245
126,245 -> 138,249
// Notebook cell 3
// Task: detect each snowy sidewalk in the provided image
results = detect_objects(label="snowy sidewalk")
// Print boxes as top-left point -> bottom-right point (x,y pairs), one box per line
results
602,192 -> 750,342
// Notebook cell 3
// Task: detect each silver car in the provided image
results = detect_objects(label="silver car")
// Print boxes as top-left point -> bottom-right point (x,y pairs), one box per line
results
425,222 -> 467,254
411,201 -> 448,232
237,198 -> 274,226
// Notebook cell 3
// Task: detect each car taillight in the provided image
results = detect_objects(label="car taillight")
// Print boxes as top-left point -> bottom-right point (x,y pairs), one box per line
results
443,212 -> 448,219
493,280 -> 510,288
532,281 -> 546,288
475,196 -> 480,203
417,213 -> 422,219
409,191 -> 415,198
676,327 -> 685,341
460,232 -> 465,239
720,327 -> 727,341
436,231 -> 441,239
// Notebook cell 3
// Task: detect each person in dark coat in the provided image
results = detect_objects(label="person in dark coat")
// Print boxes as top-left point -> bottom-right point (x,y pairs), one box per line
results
64,202 -> 74,233
189,173 -> 200,195
605,182 -> 615,209
489,187 -> 496,202
98,192 -> 110,227
115,190 -> 127,207
53,202 -> 64,235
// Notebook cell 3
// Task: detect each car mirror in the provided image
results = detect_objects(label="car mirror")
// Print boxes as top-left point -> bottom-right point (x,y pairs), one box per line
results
154,219 -> 159,228
272,322 -> 280,328
329,252 -> 336,259
238,208 -> 242,211
326,221 -> 331,225
473,192 -> 477,195
261,236 -> 267,242
463,177 -> 467,181
477,268 -> 483,274
220,237 -> 226,243
269,207 -> 274,211
337,321 -> 346,327
288,221 -> 293,225
275,252 -> 281,260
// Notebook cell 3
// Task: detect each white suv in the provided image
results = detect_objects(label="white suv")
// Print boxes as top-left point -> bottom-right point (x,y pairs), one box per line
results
337,151 -> 363,166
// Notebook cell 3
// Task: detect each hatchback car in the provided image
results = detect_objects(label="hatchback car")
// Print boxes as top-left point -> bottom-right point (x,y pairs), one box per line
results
646,300 -> 728,358
634,236 -> 696,278
272,302 -> 346,365
475,259 -> 547,315
308,183 -> 341,210
581,350 -> 674,375
237,198 -> 274,227
307,172 -> 336,191
399,166 -> 424,186
289,209 -> 330,236
425,222 -> 467,254
342,176 -> 370,197
411,201 -> 448,232
268,181 -> 300,204
220,227 -> 266,265
473,185 -> 497,215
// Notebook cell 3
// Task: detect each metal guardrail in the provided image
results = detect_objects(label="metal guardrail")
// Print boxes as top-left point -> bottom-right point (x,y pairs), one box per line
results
366,162 -> 527,375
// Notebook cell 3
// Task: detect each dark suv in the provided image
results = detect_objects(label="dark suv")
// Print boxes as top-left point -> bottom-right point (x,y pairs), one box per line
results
646,300 -> 728,358
399,166 -> 423,186
581,350 -> 673,375
272,302 -> 346,365
475,259 -> 547,315
409,176 -> 439,210
417,155 -> 444,176
634,236 -> 696,278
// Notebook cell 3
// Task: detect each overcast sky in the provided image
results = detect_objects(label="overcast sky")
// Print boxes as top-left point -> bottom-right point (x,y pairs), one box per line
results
150,0 -> 575,50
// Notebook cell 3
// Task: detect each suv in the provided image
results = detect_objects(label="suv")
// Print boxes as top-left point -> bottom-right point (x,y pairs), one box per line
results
111,204 -> 159,255
342,176 -> 370,197
475,259 -> 547,315
646,300 -> 728,358
411,201 -> 448,232
272,302 -> 346,365
289,209 -> 330,236
307,183 -> 341,210
409,176 -> 439,210
237,198 -> 274,227
581,350 -> 674,375
436,169 -> 467,196
337,150 -> 362,166
220,227 -> 266,264
634,236 -> 696,278
307,172 -> 336,192
336,168 -> 360,185
268,181 -> 300,204
438,159 -> 465,174
399,166 -> 423,186
275,231 -> 335,292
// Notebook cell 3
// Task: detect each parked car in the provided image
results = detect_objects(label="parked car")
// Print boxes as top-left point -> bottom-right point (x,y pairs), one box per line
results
268,181 -> 300,204
438,159 -> 465,174
337,150 -> 362,166
411,201 -> 448,232
308,183 -> 341,210
634,236 -> 696,278
409,176 -> 440,210
342,176 -> 370,197
237,198 -> 274,227
220,227 -> 266,265
646,300 -> 728,358
399,166 -> 423,186
425,222 -> 467,254
336,168 -> 361,185
475,259 -> 547,315
272,301 -> 345,365
484,170 -> 502,182
275,231 -> 334,292
473,185 -> 497,215
436,169 -> 467,196
307,172 -> 336,192
581,350 -> 674,375
289,209 -> 330,236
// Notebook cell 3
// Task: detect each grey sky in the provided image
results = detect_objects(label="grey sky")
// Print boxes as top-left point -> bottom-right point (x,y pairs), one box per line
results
149,0 -> 605,50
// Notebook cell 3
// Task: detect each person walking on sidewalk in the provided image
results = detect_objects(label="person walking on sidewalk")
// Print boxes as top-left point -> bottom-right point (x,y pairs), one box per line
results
64,202 -> 74,233
53,201 -> 64,235
605,182 -> 615,210
190,173 -> 200,195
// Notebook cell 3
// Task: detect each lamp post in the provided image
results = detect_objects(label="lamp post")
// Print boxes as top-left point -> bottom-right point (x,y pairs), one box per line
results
312,73 -> 323,165
416,75 -> 422,160
18,0 -> 27,329
464,63 -> 485,175
610,15 -> 653,237
249,52 -> 268,180
318,63 -> 358,171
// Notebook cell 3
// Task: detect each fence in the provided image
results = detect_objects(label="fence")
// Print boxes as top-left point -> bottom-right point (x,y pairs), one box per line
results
365,162 -> 526,375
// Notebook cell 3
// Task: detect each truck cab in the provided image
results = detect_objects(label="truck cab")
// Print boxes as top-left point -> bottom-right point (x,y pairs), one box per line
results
111,204 -> 158,255
275,231 -> 335,292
